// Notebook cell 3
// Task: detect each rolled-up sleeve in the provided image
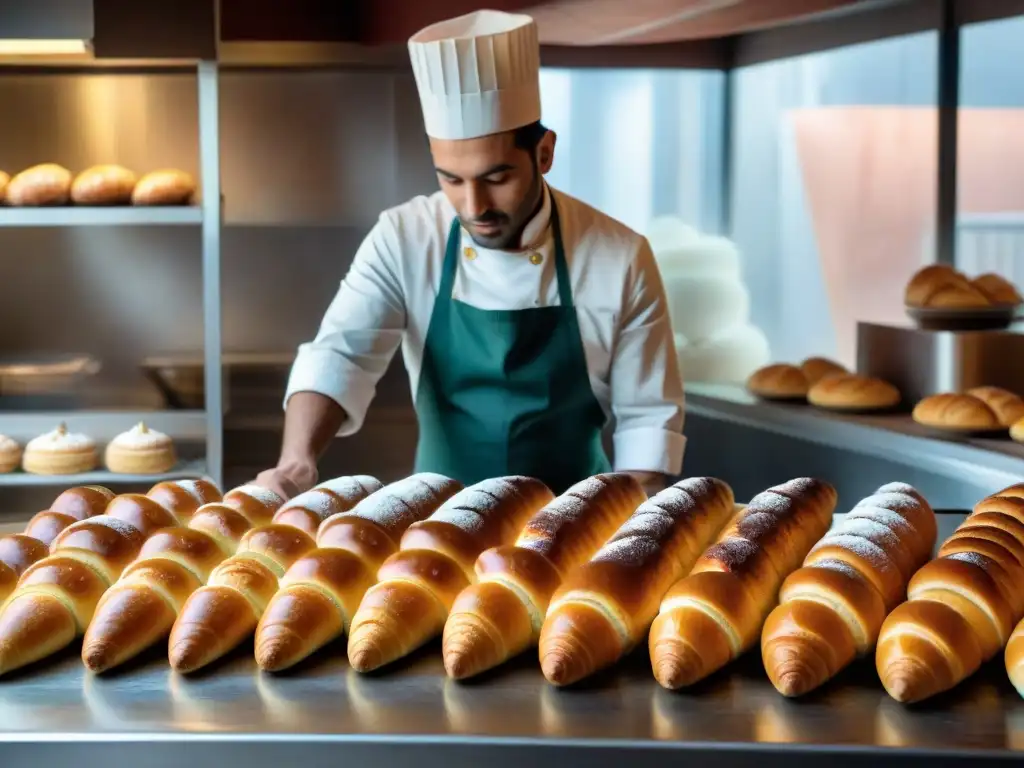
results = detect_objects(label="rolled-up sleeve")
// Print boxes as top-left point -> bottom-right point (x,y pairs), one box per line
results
609,238 -> 686,476
284,214 -> 406,436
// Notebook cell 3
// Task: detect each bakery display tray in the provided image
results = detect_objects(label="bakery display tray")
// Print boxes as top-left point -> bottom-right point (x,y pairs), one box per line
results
0,640 -> 1021,768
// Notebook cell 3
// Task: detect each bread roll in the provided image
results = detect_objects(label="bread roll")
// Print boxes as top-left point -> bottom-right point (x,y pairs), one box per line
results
966,386 -> 1024,427
271,476 -> 383,537
0,171 -> 8,203
912,393 -> 1002,432
442,473 -> 646,680
255,474 -> 462,672
877,483 -> 1024,702
904,265 -> 971,307
649,478 -> 836,689
800,357 -> 847,386
132,169 -> 195,205
761,482 -> 936,696
70,165 -> 137,205
5,163 -> 73,206
347,476 -> 554,672
972,273 -> 1022,306
1011,416 -> 1024,444
50,485 -> 116,520
538,477 -> 736,686
147,479 -> 222,525
807,374 -> 900,411
746,364 -> 808,400
926,283 -> 991,309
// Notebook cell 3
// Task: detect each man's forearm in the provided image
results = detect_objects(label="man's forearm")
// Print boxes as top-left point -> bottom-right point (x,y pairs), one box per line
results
279,392 -> 347,467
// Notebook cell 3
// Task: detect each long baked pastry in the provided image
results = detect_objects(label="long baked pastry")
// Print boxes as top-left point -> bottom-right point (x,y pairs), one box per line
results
761,483 -> 936,696
442,473 -> 646,680
538,477 -> 736,686
877,482 -> 1024,702
255,473 -> 463,671
0,481 -> 225,675
649,478 -> 837,690
81,482 -> 291,673
347,476 -> 554,672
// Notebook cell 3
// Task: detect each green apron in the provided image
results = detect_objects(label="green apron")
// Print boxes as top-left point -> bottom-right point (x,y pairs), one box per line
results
413,198 -> 611,494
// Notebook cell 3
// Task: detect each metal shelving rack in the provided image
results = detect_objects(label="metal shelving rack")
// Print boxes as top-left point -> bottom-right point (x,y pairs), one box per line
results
0,60 -> 224,490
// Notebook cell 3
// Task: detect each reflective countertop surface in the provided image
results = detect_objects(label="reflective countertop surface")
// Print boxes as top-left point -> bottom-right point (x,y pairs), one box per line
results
0,638 -> 1022,757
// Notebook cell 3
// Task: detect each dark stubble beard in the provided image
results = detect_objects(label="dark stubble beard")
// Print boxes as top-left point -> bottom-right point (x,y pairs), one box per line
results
463,164 -> 545,250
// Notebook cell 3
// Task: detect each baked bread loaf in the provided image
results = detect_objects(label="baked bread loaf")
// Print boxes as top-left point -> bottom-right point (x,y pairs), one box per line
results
50,485 -> 117,520
904,264 -> 980,307
0,170 -> 8,202
271,475 -> 383,537
255,473 -> 462,672
5,163 -> 73,206
912,392 -> 1003,432
876,483 -> 1024,702
807,374 -> 900,411
443,473 -> 646,680
966,386 -> 1024,427
746,364 -> 808,400
1011,417 -> 1024,444
761,482 -> 936,696
800,357 -> 847,386
926,282 -> 991,309
649,478 -> 836,689
972,273 -> 1022,306
132,169 -> 195,205
22,423 -> 98,475
70,165 -> 137,205
538,477 -> 736,686
146,478 -> 222,525
0,435 -> 21,473
347,476 -> 554,672
0,481 -> 221,676
0,534 -> 50,604
81,481 -> 288,673
104,422 -> 177,474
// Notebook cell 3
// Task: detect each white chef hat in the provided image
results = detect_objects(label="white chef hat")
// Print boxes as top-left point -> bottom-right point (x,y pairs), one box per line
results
408,10 -> 542,141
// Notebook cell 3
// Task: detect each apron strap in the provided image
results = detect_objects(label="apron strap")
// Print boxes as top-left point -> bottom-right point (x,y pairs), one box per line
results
440,191 -> 574,309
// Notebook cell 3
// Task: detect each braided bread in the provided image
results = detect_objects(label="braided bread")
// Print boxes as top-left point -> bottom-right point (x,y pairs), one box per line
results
761,483 -> 936,696
649,478 -> 837,689
255,473 -> 463,671
538,477 -> 736,686
347,476 -> 554,673
81,481 -> 289,673
877,482 -> 1024,702
442,473 -> 646,679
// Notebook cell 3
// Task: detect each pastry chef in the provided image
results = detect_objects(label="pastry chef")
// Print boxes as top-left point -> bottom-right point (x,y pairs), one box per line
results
256,9 -> 685,499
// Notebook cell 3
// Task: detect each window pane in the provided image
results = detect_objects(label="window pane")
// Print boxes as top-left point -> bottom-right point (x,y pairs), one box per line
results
539,68 -> 725,235
730,33 -> 939,370
957,16 -> 1024,290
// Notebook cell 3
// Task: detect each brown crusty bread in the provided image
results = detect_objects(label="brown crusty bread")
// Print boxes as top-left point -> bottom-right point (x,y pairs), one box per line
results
966,386 -> 1024,427
973,273 -> 1022,306
746,364 -> 809,400
904,265 -> 971,307
800,357 -> 848,386
912,393 -> 1004,432
807,374 -> 901,411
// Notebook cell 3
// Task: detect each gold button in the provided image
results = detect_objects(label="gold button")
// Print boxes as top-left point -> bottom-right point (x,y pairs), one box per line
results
529,252 -> 543,265
463,247 -> 477,260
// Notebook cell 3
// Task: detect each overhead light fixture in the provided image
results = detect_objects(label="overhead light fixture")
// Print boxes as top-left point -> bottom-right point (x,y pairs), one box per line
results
0,38 -> 89,56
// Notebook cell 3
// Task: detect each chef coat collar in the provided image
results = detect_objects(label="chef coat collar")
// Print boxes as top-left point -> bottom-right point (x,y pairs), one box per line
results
460,184 -> 552,253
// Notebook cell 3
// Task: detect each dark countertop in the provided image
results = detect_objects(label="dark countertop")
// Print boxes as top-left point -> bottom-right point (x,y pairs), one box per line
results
0,636 -> 1021,768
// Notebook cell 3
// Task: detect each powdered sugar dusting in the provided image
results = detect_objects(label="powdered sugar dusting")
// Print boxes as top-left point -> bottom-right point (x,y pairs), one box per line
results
809,557 -> 863,581
590,534 -> 661,565
317,475 -> 383,502
853,492 -> 921,516
26,424 -> 95,451
109,422 -> 171,449
0,434 -> 19,452
827,518 -> 900,550
517,475 -> 627,549
227,484 -> 282,507
699,538 -> 760,572
946,550 -> 991,570
428,478 -> 523,533
78,515 -> 142,538
591,496 -> 691,564
845,506 -> 914,537
282,489 -> 343,517
812,533 -> 894,573
350,474 -> 459,534
174,479 -> 220,504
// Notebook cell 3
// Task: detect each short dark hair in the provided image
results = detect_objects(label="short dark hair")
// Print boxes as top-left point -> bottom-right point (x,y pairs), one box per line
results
513,121 -> 548,152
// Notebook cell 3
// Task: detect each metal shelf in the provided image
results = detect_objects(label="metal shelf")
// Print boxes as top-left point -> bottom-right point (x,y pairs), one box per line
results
0,410 -> 207,443
0,458 -> 208,487
0,206 -> 202,227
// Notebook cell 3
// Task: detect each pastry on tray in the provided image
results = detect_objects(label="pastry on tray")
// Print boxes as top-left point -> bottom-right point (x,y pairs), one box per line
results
807,373 -> 901,412
799,356 -> 847,386
70,164 -> 137,205
904,264 -> 1021,310
22,423 -> 98,475
4,163 -> 73,206
912,392 -> 1004,433
746,363 -> 809,400
104,422 -> 177,474
0,435 -> 21,473
132,169 -> 195,205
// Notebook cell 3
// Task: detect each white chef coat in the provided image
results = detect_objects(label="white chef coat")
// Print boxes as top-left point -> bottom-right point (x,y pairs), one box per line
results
285,184 -> 687,475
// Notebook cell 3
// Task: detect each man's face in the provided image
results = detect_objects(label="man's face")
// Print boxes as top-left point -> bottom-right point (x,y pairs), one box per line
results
429,129 -> 555,250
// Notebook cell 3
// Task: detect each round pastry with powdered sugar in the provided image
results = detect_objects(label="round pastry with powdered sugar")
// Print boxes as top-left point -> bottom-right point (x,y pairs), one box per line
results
0,434 -> 21,474
104,422 -> 177,474
23,423 -> 98,475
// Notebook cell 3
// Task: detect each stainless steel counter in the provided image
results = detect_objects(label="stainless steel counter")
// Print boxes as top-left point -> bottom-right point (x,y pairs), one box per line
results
685,383 -> 1024,492
0,639 -> 1022,767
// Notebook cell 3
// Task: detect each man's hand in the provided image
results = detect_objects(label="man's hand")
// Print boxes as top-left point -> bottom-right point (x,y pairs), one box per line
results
253,459 -> 318,502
